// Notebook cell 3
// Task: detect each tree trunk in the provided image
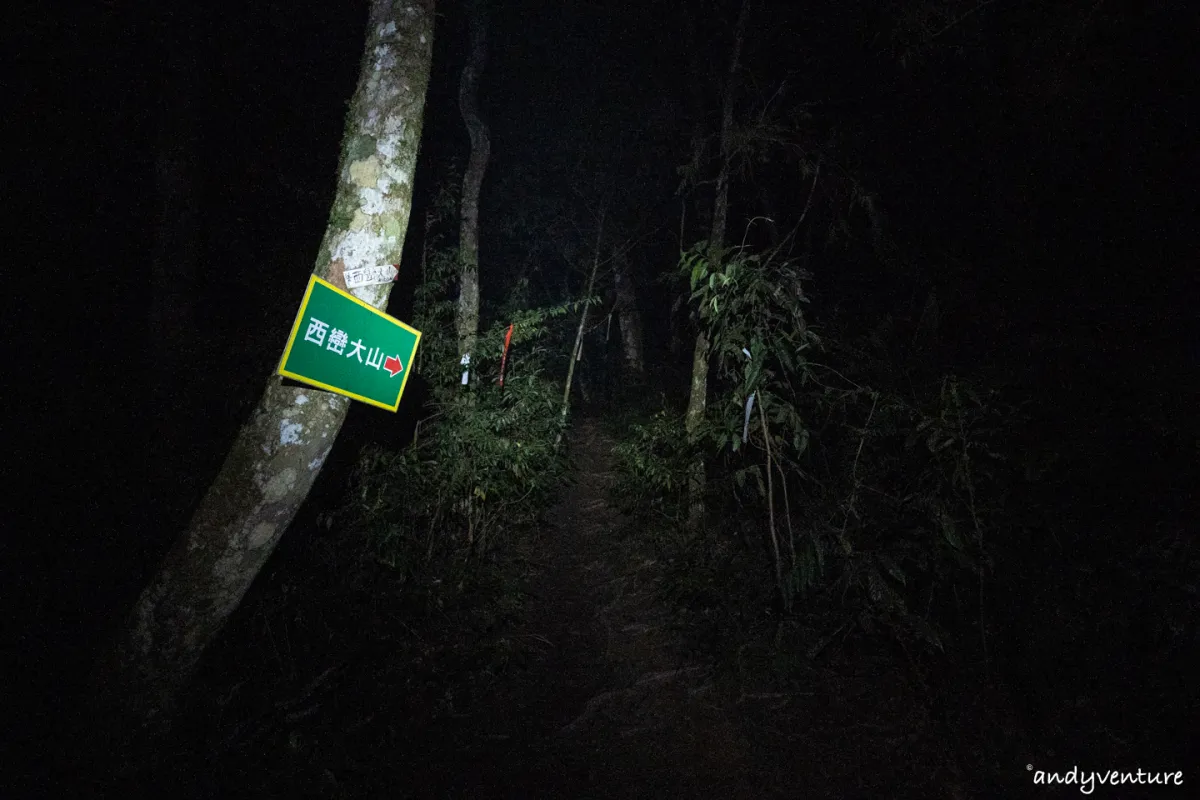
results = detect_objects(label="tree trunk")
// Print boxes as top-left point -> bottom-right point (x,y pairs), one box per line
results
456,0 -> 490,362
561,205 -> 606,427
684,328 -> 710,524
686,0 -> 750,528
613,247 -> 644,375
672,4 -> 706,364
96,0 -> 435,755
707,0 -> 747,257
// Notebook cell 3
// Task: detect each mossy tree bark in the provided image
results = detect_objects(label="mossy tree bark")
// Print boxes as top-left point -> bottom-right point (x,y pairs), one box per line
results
99,0 -> 435,750
686,0 -> 750,528
456,0 -> 490,362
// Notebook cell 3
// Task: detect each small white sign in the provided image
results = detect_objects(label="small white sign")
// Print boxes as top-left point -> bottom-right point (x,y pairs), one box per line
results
344,264 -> 398,289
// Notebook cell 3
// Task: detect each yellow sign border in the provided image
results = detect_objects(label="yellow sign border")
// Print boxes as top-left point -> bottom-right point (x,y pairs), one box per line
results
278,274 -> 421,412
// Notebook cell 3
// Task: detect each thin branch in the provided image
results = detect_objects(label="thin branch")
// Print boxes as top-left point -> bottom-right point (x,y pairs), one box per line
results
930,0 -> 1001,40
838,392 -> 878,554
796,162 -> 821,227
759,400 -> 784,601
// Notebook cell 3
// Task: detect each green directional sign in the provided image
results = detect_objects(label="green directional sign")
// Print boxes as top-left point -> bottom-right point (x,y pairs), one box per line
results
279,275 -> 421,411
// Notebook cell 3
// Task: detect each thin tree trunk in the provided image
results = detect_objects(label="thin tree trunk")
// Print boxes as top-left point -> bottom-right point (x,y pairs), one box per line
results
684,328 -> 710,525
759,400 -> 783,602
95,0 -> 435,757
613,247 -> 644,375
456,0 -> 490,361
561,204 -> 606,426
669,290 -> 685,359
708,0 -> 748,258
673,4 -> 706,365
686,0 -> 750,528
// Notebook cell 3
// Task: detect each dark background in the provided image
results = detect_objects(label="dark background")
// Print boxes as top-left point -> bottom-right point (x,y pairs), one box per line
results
6,0 -> 1197,792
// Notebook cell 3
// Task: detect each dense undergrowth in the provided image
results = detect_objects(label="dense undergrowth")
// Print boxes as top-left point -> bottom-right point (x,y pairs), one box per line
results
128,231 -> 1197,795
615,242 -> 1021,655
127,171 -> 1197,798
332,226 -> 579,597
142,225 -> 1197,797
610,240 -> 1200,775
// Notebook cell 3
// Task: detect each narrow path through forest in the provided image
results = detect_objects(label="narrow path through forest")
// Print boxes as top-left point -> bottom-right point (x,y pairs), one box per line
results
402,417 -> 756,798
145,416 -> 1002,798
395,417 -> 977,800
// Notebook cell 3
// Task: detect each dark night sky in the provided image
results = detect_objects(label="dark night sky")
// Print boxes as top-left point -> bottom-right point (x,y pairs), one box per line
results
6,0 -> 1198,788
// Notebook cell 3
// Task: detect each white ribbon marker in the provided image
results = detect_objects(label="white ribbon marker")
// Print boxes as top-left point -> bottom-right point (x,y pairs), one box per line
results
742,347 -> 755,443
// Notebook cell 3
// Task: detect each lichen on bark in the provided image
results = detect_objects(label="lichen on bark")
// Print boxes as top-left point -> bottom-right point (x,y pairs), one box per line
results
96,0 -> 436,757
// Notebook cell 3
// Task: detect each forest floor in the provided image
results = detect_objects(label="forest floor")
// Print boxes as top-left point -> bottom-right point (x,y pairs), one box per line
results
110,416 -> 1046,799
401,414 -> 777,798
389,416 -> 969,799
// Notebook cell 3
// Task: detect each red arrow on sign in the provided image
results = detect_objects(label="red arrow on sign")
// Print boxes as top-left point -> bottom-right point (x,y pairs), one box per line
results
383,355 -> 404,377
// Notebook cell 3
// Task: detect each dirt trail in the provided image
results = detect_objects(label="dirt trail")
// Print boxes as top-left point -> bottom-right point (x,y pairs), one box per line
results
121,415 -> 997,798
401,417 -> 997,799
108,416 -> 997,797
406,417 -> 761,798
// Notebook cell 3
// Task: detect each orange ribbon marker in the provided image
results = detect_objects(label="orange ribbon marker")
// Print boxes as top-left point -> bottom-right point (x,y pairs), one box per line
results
498,323 -> 514,387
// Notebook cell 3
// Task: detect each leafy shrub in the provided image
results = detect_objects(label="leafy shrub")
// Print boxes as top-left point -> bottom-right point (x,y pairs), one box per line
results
340,233 -> 573,587
349,364 -> 565,570
616,241 -> 1021,660
611,408 -> 693,521
799,373 -> 1019,652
